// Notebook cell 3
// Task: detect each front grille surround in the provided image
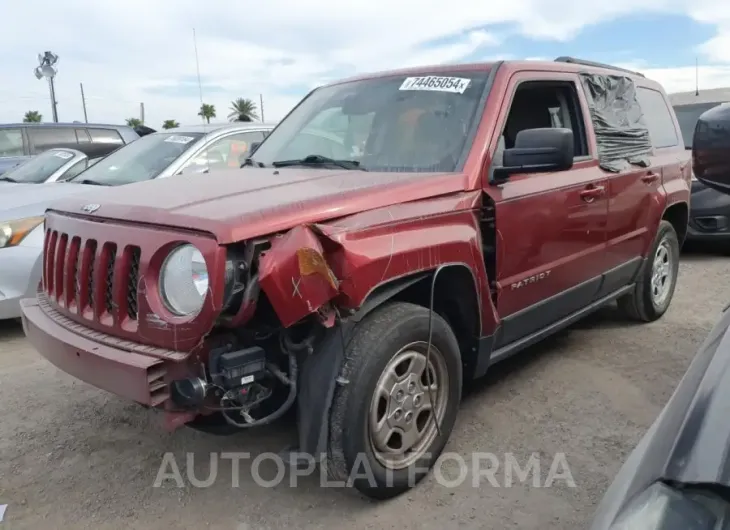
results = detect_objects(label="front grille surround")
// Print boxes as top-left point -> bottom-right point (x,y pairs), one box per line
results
40,210 -> 225,352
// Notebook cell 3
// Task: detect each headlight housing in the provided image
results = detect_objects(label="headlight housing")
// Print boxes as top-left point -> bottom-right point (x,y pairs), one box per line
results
0,216 -> 44,249
159,244 -> 209,316
610,482 -> 723,529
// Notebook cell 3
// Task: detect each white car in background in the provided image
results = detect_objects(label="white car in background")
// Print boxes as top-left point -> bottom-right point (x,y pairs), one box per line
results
0,146 -> 112,186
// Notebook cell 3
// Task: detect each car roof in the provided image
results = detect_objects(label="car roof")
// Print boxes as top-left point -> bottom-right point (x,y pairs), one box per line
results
325,57 -> 661,91
166,122 -> 277,134
0,122 -> 133,130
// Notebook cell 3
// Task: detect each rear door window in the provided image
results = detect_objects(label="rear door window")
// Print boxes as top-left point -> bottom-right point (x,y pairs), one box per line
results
0,128 -> 24,156
636,87 -> 680,149
28,127 -> 78,154
181,131 -> 267,172
76,129 -> 91,143
88,128 -> 124,144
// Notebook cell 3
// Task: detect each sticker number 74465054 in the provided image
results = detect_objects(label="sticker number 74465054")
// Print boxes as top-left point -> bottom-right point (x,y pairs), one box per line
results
399,76 -> 471,94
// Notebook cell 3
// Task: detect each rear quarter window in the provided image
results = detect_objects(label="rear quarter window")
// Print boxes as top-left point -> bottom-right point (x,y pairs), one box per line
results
88,128 -> 124,144
636,87 -> 680,149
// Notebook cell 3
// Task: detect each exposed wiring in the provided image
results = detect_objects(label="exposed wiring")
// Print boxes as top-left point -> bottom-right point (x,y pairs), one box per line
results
218,353 -> 298,428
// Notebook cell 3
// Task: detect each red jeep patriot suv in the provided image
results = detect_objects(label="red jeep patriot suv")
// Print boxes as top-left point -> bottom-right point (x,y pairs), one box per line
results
21,57 -> 690,499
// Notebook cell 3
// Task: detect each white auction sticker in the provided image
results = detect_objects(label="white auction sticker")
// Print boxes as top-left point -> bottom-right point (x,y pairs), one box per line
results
164,135 -> 195,144
399,76 -> 471,94
53,151 -> 73,159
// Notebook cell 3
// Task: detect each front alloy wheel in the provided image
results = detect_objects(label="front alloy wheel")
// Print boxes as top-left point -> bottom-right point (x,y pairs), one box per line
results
327,302 -> 462,499
369,342 -> 449,470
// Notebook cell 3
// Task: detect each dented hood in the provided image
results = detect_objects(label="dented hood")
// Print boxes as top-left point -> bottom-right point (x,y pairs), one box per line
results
49,167 -> 467,243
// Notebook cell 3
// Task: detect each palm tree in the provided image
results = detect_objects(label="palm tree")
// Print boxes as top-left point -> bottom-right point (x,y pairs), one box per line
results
23,110 -> 42,123
162,120 -> 179,129
126,117 -> 143,127
198,103 -> 216,124
228,98 -> 259,122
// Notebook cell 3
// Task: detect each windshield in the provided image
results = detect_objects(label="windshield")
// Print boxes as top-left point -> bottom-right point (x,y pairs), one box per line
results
69,132 -> 205,185
251,70 -> 491,172
1,149 -> 76,183
673,102 -> 728,148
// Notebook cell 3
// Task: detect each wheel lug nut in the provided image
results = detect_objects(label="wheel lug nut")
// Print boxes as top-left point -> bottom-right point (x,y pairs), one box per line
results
405,412 -> 413,423
395,390 -> 405,402
393,409 -> 402,420
414,395 -> 422,407
408,381 -> 416,394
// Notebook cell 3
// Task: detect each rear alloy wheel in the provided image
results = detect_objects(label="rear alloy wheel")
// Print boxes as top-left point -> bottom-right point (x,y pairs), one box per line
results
327,302 -> 462,499
617,220 -> 680,322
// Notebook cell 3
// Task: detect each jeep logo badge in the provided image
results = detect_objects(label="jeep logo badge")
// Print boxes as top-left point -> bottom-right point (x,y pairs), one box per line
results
81,204 -> 100,214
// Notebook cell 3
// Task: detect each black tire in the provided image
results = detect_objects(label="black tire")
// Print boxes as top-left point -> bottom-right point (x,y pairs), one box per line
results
326,302 -> 462,500
617,220 -> 680,322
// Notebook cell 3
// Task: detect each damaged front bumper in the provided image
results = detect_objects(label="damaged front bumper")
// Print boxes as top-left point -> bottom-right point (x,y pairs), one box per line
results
20,294 -> 200,430
21,292 -> 348,453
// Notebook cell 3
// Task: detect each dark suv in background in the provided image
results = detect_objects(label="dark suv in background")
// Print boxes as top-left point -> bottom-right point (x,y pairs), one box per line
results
670,88 -> 730,244
0,123 -> 147,175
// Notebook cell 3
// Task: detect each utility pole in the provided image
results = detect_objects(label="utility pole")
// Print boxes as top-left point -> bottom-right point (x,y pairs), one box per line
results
80,83 -> 88,123
48,78 -> 59,123
260,93 -> 265,122
140,102 -> 145,124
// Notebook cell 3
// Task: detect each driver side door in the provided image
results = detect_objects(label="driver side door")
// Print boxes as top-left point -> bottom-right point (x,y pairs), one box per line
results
487,72 -> 609,347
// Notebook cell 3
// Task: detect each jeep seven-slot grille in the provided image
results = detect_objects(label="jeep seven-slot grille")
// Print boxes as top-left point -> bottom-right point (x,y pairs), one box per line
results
127,247 -> 141,320
43,229 -> 140,323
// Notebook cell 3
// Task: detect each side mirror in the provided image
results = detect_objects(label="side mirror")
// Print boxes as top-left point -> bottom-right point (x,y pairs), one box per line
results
692,104 -> 730,195
492,128 -> 574,184
250,141 -> 261,153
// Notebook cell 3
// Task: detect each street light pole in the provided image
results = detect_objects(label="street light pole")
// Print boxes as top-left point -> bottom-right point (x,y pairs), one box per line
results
47,77 -> 58,122
34,51 -> 59,123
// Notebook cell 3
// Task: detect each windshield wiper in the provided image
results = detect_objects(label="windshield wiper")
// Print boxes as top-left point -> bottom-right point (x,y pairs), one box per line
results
272,154 -> 366,171
74,179 -> 111,186
0,176 -> 18,183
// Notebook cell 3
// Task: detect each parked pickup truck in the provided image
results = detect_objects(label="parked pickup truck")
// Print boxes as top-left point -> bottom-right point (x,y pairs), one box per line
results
20,56 -> 691,499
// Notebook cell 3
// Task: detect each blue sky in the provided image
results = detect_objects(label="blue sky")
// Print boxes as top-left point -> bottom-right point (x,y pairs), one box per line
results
1,1 -> 729,127
473,13 -> 716,67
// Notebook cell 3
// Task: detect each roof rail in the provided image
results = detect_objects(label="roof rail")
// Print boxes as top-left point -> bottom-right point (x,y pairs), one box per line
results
554,56 -> 645,77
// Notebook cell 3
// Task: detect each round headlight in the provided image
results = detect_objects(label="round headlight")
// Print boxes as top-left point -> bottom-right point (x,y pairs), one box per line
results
160,244 -> 209,316
0,225 -> 11,248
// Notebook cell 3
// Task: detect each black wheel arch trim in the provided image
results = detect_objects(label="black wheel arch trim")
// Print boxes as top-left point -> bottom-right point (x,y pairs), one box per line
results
291,263 -> 484,462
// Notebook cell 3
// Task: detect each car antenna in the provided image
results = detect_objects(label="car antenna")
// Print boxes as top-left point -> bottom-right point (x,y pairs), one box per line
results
193,27 -> 210,169
696,57 -> 700,97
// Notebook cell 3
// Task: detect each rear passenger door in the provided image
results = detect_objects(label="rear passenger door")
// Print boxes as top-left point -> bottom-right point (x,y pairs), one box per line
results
603,86 -> 683,269
487,72 -> 609,346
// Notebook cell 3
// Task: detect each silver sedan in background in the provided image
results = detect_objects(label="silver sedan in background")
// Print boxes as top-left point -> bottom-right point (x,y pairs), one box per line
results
0,121 -> 275,320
